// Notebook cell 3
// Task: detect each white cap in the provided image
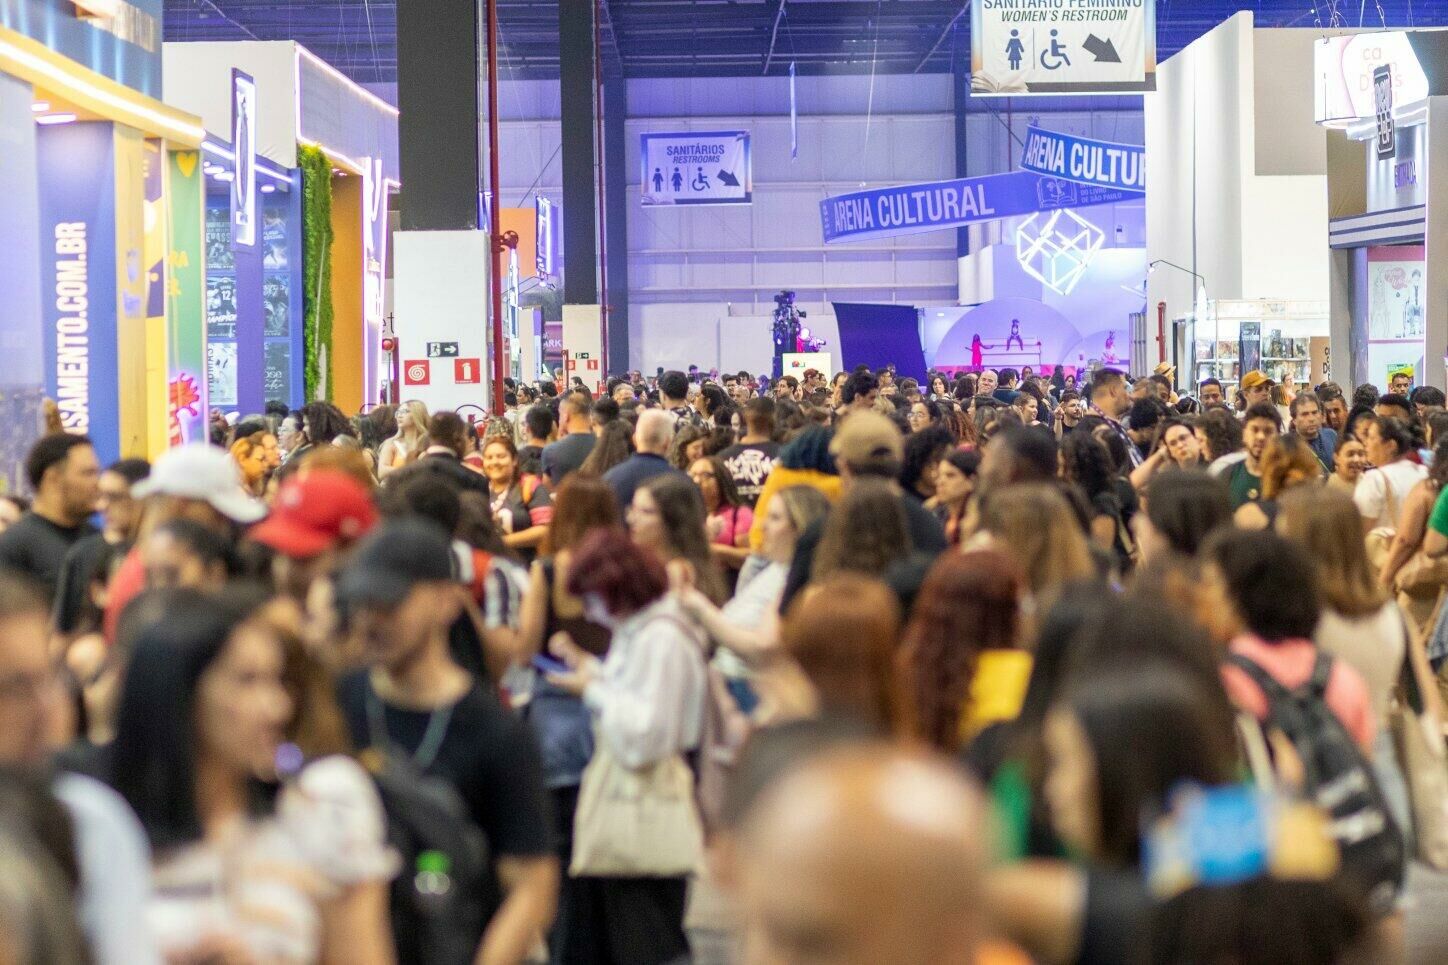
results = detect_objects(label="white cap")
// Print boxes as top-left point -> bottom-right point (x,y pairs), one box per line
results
131,444 -> 266,524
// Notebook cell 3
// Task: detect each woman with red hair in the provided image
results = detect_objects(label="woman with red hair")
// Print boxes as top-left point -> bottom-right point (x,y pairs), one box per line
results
898,548 -> 1027,752
544,527 -> 707,964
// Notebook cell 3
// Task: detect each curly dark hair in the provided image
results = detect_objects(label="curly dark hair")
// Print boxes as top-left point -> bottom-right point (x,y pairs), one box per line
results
813,478 -> 909,580
898,548 -> 1023,751
900,425 -> 956,497
1195,408 -> 1243,461
301,401 -> 351,446
1059,431 -> 1115,502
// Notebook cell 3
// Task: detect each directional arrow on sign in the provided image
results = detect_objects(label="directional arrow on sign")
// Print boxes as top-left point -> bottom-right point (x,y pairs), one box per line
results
1083,35 -> 1121,63
717,169 -> 741,188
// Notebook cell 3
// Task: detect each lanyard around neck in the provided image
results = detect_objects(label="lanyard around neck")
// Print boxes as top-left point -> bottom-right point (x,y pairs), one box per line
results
366,686 -> 456,773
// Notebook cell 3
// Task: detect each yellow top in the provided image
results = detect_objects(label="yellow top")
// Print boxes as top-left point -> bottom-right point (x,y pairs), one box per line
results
961,650 -> 1034,741
748,467 -> 844,551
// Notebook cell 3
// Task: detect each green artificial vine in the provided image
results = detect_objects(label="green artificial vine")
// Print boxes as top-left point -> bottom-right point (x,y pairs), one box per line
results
300,145 -> 335,402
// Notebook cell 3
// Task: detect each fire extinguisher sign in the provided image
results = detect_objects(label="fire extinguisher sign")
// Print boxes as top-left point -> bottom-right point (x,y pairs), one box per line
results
455,358 -> 481,384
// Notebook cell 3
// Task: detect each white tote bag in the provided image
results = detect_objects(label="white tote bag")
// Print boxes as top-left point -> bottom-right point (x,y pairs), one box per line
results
569,740 -> 704,878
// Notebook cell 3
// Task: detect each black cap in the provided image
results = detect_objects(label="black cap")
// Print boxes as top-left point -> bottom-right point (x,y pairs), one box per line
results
336,518 -> 454,608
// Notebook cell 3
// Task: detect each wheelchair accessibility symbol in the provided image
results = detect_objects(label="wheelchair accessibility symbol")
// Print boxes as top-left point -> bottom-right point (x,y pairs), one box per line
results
1040,30 -> 1071,71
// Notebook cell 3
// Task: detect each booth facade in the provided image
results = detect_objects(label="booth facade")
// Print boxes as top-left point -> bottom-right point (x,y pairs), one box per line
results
0,5 -> 205,488
1145,13 -> 1333,396
163,41 -> 398,415
196,135 -> 305,419
1320,31 -> 1448,391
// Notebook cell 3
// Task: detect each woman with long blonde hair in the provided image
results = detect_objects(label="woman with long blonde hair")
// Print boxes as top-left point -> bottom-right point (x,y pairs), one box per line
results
978,483 -> 1095,609
1278,488 -> 1412,731
377,399 -> 428,478
1278,487 -> 1420,835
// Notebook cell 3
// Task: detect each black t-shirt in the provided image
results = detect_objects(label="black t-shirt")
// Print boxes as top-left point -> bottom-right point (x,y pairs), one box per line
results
719,441 -> 781,507
1078,866 -> 1150,965
336,671 -> 554,892
518,445 -> 545,477
0,513 -> 97,604
52,533 -> 112,633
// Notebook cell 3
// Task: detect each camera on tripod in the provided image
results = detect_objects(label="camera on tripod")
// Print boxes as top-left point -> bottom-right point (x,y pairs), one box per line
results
773,290 -> 806,318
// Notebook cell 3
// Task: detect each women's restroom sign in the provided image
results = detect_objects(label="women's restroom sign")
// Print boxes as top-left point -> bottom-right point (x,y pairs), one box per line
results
971,0 -> 1156,95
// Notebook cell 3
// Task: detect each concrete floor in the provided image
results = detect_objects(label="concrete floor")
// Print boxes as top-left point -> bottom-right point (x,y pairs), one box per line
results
1405,862 -> 1448,965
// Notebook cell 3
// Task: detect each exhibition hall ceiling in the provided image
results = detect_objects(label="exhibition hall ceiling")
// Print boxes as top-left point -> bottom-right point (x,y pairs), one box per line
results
162,0 -> 1448,83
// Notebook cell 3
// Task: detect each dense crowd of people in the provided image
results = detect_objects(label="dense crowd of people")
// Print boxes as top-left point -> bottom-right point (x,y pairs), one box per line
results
1,358 -> 1447,963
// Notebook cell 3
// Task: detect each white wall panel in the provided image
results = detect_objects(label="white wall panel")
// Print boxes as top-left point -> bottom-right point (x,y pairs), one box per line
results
1145,14 -> 1329,325
163,42 -> 299,166
494,74 -> 1138,372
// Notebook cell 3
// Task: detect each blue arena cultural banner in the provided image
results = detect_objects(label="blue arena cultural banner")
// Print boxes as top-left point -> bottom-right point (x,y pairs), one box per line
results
37,122 -> 122,466
1019,126 -> 1146,193
820,170 -> 1137,245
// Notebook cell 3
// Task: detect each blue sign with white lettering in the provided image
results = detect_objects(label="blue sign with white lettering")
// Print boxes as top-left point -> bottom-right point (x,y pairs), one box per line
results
1020,126 -> 1146,192
820,170 -> 1136,245
37,122 -> 121,466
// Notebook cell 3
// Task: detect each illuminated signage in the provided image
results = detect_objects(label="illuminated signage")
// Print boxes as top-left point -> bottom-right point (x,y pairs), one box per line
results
231,70 -> 256,248
535,196 -> 556,278
363,157 -> 386,327
1315,32 -> 1429,127
1015,208 -> 1105,296
1374,65 -> 1396,159
38,123 -> 122,465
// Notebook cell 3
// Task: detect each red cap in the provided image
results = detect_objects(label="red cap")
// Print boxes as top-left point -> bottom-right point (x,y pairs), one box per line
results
248,470 -> 378,559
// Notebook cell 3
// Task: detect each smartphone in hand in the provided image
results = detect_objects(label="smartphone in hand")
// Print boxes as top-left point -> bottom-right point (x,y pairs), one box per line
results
531,654 -> 571,676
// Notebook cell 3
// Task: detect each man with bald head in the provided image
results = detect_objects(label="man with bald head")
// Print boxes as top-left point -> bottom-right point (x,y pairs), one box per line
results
603,407 -> 687,512
733,745 -> 989,965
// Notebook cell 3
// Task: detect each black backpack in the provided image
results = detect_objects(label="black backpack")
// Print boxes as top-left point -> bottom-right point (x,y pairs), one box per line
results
1229,652 -> 1405,910
364,698 -> 493,965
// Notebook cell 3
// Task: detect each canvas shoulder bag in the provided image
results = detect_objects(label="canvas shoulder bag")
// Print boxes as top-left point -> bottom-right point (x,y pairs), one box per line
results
569,613 -> 705,878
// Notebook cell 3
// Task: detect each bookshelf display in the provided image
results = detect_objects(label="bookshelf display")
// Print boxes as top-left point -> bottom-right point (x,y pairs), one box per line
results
1188,299 -> 1328,396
